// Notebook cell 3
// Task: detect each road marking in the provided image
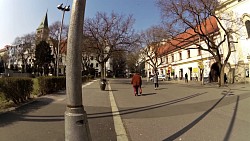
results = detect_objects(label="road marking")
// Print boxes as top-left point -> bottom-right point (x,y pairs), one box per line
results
107,82 -> 129,141
82,80 -> 97,88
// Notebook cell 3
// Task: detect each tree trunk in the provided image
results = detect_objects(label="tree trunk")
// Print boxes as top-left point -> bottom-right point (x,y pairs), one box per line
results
200,68 -> 204,85
100,62 -> 105,79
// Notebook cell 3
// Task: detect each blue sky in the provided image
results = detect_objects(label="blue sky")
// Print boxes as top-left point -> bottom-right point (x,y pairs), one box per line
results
0,0 -> 161,49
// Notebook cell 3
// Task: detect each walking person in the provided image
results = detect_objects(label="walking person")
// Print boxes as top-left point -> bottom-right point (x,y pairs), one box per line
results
131,72 -> 142,96
224,73 -> 227,84
185,73 -> 188,83
153,73 -> 159,90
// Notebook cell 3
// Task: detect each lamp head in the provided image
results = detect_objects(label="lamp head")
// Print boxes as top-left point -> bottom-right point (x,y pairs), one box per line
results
57,3 -> 63,10
65,5 -> 70,11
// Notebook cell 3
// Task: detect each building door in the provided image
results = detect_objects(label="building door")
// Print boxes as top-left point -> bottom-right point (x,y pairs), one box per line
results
210,63 -> 220,82
189,67 -> 192,81
179,69 -> 183,80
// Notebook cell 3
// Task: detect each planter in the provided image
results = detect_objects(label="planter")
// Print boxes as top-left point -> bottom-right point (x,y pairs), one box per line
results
99,79 -> 107,91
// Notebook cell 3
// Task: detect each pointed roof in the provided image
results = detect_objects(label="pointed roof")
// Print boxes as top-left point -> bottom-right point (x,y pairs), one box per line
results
38,11 -> 48,29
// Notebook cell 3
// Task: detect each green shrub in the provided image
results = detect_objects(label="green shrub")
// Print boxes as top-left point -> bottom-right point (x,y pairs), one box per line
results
32,78 -> 40,96
0,78 -> 33,104
38,76 -> 66,95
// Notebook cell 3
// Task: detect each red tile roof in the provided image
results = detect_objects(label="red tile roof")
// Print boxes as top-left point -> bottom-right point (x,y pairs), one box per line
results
60,39 -> 67,54
159,16 -> 219,55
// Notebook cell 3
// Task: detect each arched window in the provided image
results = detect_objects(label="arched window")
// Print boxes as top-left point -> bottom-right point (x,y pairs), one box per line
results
245,20 -> 250,38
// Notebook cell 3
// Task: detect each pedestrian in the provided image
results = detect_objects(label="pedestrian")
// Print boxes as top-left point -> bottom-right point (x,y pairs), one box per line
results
153,73 -> 159,90
185,73 -> 188,83
195,74 -> 198,81
224,73 -> 227,84
131,72 -> 142,96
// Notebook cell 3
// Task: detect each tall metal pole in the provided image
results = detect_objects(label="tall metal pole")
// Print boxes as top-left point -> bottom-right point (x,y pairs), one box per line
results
57,4 -> 70,77
57,11 -> 64,77
65,0 -> 91,141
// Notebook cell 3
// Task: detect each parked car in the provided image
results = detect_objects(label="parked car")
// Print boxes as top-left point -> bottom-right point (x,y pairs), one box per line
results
150,75 -> 166,81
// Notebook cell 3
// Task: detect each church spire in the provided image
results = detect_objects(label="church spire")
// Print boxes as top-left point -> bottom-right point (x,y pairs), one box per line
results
36,10 -> 49,43
38,10 -> 48,29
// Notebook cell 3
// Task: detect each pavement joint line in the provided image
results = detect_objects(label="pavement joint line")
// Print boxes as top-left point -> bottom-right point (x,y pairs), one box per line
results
108,82 -> 129,141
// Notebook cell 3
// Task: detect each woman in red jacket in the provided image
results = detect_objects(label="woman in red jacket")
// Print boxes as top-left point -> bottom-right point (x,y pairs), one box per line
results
131,73 -> 142,96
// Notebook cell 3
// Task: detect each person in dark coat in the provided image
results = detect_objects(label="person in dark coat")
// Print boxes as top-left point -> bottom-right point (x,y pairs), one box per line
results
185,73 -> 188,83
131,73 -> 142,96
224,73 -> 227,84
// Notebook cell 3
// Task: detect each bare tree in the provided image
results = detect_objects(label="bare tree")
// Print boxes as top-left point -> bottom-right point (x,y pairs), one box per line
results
84,12 -> 139,79
112,50 -> 127,77
140,25 -> 169,75
13,33 -> 36,72
157,0 -> 243,86
49,21 -> 69,75
81,35 -> 97,76
126,51 -> 140,73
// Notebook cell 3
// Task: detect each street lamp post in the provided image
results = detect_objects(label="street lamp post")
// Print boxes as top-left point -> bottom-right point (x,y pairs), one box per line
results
65,0 -> 91,141
57,3 -> 70,77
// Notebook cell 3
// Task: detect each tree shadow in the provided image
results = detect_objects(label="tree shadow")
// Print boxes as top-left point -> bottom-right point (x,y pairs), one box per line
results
0,97 -> 56,127
163,94 -> 227,141
223,96 -> 239,141
87,92 -> 207,119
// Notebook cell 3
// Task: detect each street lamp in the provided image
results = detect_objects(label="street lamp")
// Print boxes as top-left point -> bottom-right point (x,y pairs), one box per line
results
56,3 -> 70,77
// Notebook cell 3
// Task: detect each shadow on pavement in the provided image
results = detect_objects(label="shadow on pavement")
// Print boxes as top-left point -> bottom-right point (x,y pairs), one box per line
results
141,93 -> 157,96
223,96 -> 239,141
163,94 -> 227,141
87,92 -> 207,119
105,89 -> 118,92
0,97 -> 60,127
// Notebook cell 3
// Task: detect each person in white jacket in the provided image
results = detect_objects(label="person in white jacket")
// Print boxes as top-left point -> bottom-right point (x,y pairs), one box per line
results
153,74 -> 159,90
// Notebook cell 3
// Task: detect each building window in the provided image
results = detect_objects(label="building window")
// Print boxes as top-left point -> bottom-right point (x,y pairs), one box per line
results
187,50 -> 190,58
162,57 -> 165,63
96,63 -> 98,68
90,63 -> 93,68
179,52 -> 182,60
245,20 -> 250,38
172,55 -> 174,62
166,56 -> 168,63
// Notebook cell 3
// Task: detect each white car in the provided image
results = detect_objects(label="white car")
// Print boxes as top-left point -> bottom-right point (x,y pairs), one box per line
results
150,75 -> 166,81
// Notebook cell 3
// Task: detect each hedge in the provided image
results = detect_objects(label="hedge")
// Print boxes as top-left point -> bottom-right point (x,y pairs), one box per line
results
0,75 -> 94,104
0,78 -> 33,104
37,75 -> 93,95
37,76 -> 66,95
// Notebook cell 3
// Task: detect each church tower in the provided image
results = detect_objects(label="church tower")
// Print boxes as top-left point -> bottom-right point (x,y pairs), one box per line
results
36,11 -> 49,43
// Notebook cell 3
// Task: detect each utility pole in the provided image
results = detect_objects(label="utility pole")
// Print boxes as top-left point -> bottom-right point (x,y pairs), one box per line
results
65,0 -> 91,141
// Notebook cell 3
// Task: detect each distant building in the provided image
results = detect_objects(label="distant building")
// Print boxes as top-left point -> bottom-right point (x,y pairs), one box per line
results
145,0 -> 250,83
